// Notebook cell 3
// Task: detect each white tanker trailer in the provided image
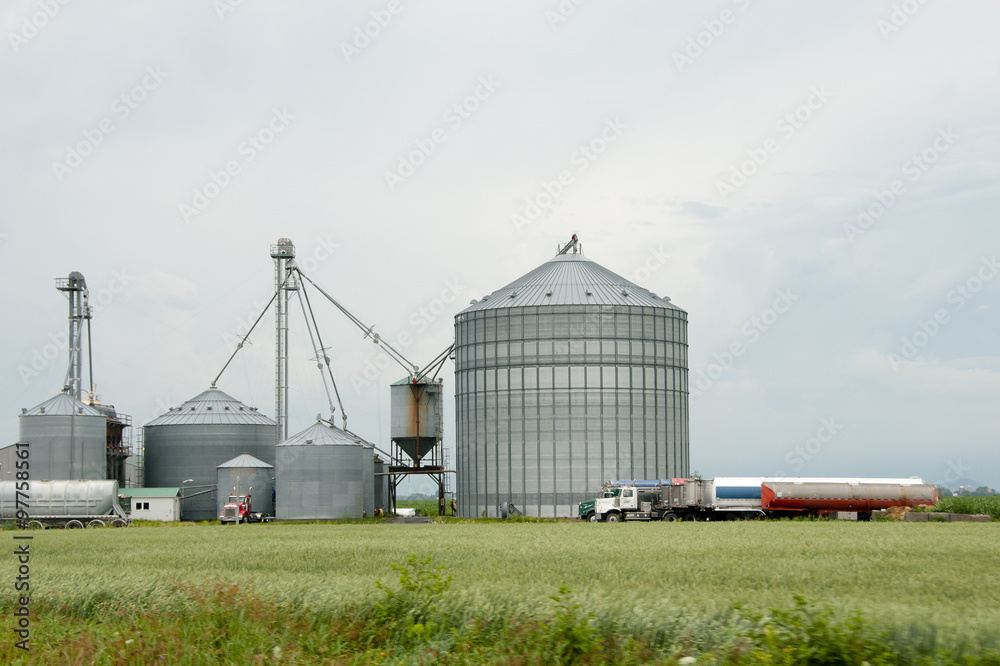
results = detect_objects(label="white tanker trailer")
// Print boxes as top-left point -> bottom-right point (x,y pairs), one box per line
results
0,480 -> 130,528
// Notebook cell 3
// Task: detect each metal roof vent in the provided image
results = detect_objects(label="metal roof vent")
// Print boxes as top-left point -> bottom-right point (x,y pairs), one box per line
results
621,289 -> 629,297
509,291 -> 517,299
39,408 -> 45,415
545,290 -> 552,296
586,290 -> 592,296
663,296 -> 671,302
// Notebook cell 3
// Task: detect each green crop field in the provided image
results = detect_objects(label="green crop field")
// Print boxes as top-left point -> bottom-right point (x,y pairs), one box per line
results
3,520 -> 999,664
934,495 -> 1000,520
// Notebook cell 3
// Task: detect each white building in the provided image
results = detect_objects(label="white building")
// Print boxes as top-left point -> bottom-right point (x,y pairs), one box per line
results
123,488 -> 181,522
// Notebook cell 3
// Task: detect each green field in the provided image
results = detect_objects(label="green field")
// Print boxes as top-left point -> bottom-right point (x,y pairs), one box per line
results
4,521 -> 1000,664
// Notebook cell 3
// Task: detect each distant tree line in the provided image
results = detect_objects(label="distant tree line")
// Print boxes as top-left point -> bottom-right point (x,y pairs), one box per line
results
936,486 -> 997,497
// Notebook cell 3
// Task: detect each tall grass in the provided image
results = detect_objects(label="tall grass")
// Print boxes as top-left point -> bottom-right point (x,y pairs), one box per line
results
3,521 -> 999,662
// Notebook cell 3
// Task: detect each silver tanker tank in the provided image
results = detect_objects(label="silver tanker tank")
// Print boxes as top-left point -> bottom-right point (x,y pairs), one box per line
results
0,479 -> 119,519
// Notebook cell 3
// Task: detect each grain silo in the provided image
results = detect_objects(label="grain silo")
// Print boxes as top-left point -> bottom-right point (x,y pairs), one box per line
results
217,453 -> 275,518
374,456 -> 389,515
143,388 -> 276,521
275,421 -> 374,520
18,392 -> 107,481
454,238 -> 689,517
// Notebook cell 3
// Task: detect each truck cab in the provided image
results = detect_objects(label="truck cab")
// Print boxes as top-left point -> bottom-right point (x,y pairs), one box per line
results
220,494 -> 254,524
579,485 -> 638,522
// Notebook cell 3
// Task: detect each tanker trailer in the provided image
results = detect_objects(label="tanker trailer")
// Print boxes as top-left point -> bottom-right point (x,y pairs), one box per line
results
761,481 -> 937,519
0,480 -> 130,528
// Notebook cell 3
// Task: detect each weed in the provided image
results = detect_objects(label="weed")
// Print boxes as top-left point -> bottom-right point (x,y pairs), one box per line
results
543,585 -> 600,664
374,554 -> 452,644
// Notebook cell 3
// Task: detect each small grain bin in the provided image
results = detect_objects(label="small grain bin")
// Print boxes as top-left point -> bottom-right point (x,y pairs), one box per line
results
217,453 -> 275,518
275,421 -> 374,520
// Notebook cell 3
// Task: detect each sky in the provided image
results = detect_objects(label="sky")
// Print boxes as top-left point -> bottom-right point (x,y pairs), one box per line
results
2,1 -> 998,494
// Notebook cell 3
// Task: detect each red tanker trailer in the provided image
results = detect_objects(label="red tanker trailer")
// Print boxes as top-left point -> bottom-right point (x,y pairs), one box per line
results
761,481 -> 937,519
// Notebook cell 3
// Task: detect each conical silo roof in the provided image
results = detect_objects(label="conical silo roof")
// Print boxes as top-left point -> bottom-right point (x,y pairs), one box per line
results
22,392 -> 105,417
217,452 -> 273,469
277,421 -> 374,448
144,388 -> 275,427
460,251 -> 683,312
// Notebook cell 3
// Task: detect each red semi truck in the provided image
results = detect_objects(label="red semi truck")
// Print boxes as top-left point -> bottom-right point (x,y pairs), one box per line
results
219,493 -> 269,524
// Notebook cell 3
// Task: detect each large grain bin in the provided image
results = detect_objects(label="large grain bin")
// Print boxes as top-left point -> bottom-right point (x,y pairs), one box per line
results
454,245 -> 689,517
216,453 -> 275,518
18,392 -> 107,481
143,388 -> 276,521
275,421 -> 374,520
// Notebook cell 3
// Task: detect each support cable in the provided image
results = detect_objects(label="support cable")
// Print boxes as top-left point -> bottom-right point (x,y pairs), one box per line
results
415,343 -> 455,382
296,271 -> 418,375
297,274 -> 348,429
293,282 -> 338,425
211,289 -> 280,388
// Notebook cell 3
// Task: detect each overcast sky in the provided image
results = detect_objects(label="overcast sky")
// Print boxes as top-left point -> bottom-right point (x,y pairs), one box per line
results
2,1 -> 997,493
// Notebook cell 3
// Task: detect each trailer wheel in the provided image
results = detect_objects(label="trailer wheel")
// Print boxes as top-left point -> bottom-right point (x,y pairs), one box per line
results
685,514 -> 699,522
587,513 -> 600,523
605,513 -> 621,523
110,518 -> 128,528
662,512 -> 679,522
65,520 -> 84,529
88,520 -> 106,528
27,520 -> 45,530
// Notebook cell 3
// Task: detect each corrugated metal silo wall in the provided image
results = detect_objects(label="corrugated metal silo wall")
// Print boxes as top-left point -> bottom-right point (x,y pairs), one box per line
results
455,305 -> 689,518
143,424 -> 276,521
275,446 -> 374,520
18,414 -> 107,481
373,460 -> 388,513
216,467 -> 275,517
